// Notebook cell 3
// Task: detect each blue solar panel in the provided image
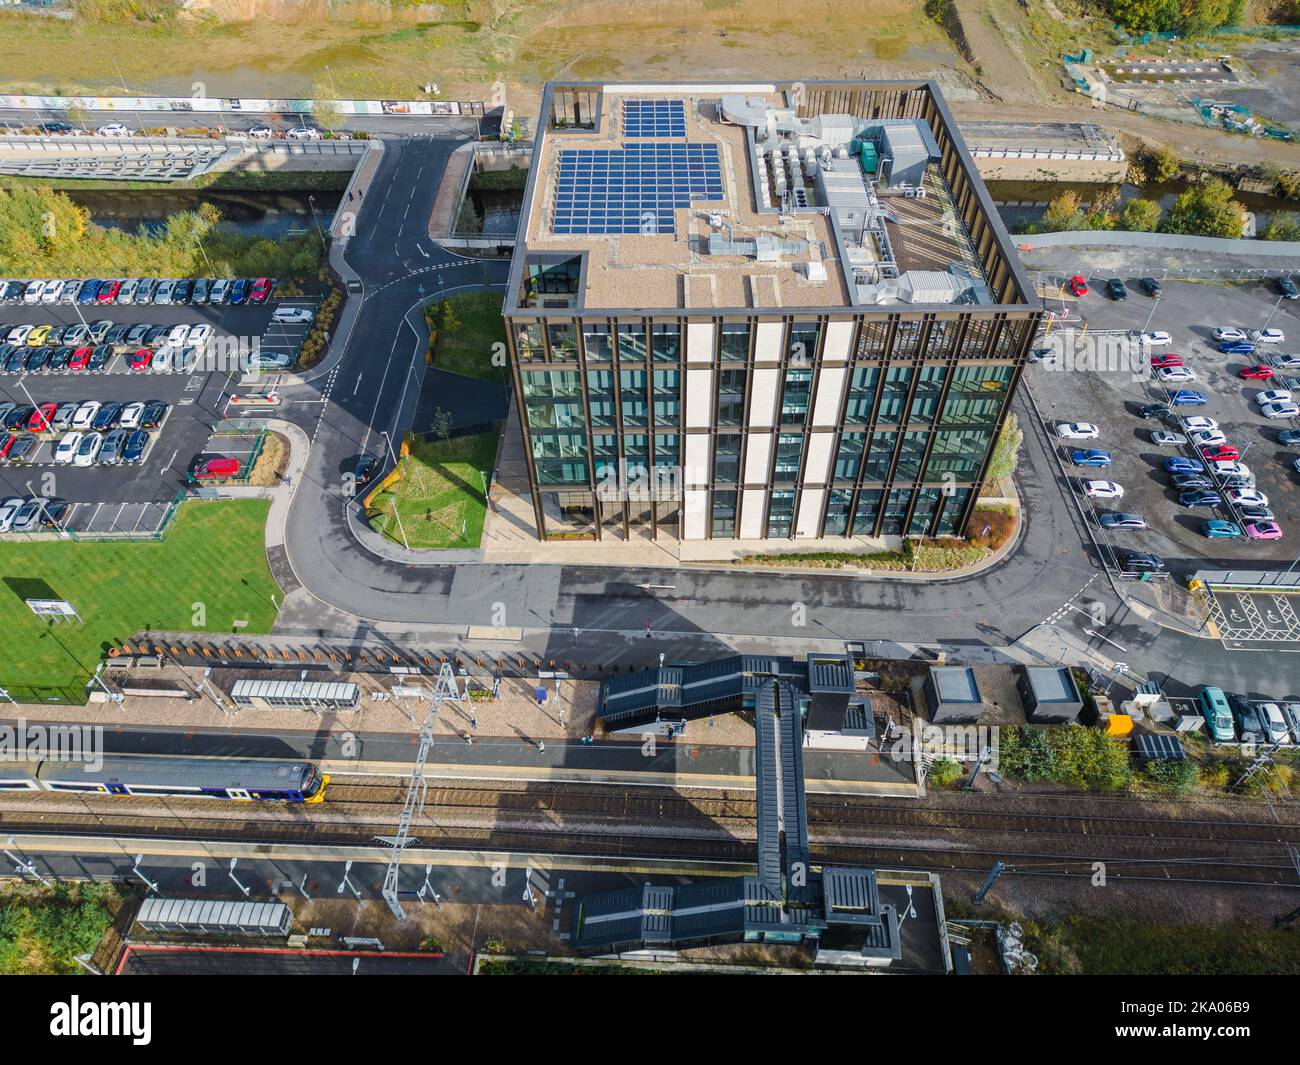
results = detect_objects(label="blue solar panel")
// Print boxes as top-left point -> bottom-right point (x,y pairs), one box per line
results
552,143 -> 724,235
623,98 -> 687,139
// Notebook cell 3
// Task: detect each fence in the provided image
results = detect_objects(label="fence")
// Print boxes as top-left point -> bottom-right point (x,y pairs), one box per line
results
1021,230 -> 1300,258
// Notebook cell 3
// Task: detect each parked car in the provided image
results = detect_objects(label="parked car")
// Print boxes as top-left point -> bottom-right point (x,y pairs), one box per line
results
95,280 -> 121,304
1098,511 -> 1147,530
249,277 -> 272,303
1071,448 -> 1112,467
38,278 -> 61,304
1214,327 -> 1248,342
246,352 -> 293,371
1171,474 -> 1213,491
96,123 -> 132,137
1164,456 -> 1205,474
1068,275 -> 1089,297
38,121 -> 74,135
21,280 -> 42,304
1261,402 -> 1300,419
2,404 -> 34,430
1179,490 -> 1221,508
57,279 -> 81,303
138,401 -> 168,430
230,278 -> 249,305
1201,519 -> 1241,539
1150,353 -> 1182,369
119,402 -> 146,430
173,279 -> 194,304
1254,389 -> 1292,406
1082,480 -> 1123,499
1220,340 -> 1256,356
1157,365 -> 1196,383
1226,487 -> 1269,507
53,431 -> 81,464
90,402 -> 123,432
67,347 -> 92,372
6,323 -> 33,345
1180,416 -> 1219,432
1255,701 -> 1291,744
135,278 -> 158,305
70,401 -> 100,430
98,428 -> 127,465
1116,549 -> 1165,574
1106,278 -> 1127,301
1169,389 -> 1207,406
122,429 -> 149,464
187,323 -> 213,349
51,402 -> 78,431
1245,521 -> 1283,541
193,456 -> 241,479
1138,403 -> 1171,419
1139,277 -> 1162,297
87,320 -> 112,343
27,403 -> 57,433
1240,364 -> 1276,380
1190,428 -> 1227,447
1250,328 -> 1284,345
284,127 -> 322,140
210,278 -> 232,304
4,435 -> 35,463
191,279 -> 210,305
128,347 -> 153,372
1151,431 -> 1186,446
271,306 -> 314,324
1198,687 -> 1236,742
1268,353 -> 1300,370
1200,445 -> 1239,463
117,278 -> 139,305
353,454 -> 379,492
1281,703 -> 1300,744
76,279 -> 100,304
87,345 -> 112,372
1057,421 -> 1100,440
1276,275 -> 1299,300
154,279 -> 177,305
247,125 -> 274,138
73,431 -> 104,466
1140,330 -> 1172,347
0,496 -> 22,532
1239,504 -> 1275,523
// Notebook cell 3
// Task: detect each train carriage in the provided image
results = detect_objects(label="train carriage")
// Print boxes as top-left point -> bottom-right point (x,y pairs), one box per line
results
34,756 -> 326,803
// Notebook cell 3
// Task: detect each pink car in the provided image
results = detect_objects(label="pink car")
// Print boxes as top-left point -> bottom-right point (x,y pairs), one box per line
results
1245,521 -> 1283,541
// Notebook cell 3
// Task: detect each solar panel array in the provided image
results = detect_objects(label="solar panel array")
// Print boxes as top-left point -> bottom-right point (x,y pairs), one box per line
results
622,98 -> 687,138
552,143 -> 724,235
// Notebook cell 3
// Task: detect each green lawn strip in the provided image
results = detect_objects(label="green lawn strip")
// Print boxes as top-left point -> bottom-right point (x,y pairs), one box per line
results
0,500 -> 279,699
429,291 -> 508,384
368,430 -> 498,549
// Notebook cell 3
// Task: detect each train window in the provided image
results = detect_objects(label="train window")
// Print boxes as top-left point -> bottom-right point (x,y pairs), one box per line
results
0,781 -> 39,790
44,782 -> 107,792
125,785 -> 200,795
251,790 -> 289,799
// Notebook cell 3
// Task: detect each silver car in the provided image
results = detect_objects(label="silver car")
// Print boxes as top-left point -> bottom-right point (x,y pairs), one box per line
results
98,428 -> 127,465
154,279 -> 177,306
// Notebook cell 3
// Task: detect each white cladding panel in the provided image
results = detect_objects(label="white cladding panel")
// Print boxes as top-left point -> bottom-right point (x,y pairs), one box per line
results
743,433 -> 772,483
754,321 -> 784,361
683,489 -> 708,539
795,488 -> 826,538
811,366 -> 846,427
748,367 -> 780,427
740,489 -> 766,538
684,433 -> 711,486
686,322 -> 715,364
823,320 -> 854,360
803,433 -> 835,484
685,368 -> 714,427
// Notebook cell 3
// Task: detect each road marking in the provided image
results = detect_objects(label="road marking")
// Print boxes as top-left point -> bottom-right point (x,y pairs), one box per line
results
352,373 -> 364,396
162,448 -> 177,473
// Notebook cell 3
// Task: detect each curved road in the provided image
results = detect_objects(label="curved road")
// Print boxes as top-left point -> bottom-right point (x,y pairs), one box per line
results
265,132 -> 1283,697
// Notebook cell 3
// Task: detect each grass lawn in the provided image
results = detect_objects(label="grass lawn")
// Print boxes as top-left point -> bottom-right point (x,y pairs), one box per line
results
0,500 -> 279,701
427,291 -> 508,385
367,430 -> 499,550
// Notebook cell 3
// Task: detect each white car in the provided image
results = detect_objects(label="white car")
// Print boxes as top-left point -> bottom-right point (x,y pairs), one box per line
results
1157,366 -> 1195,383
1227,488 -> 1269,507
1140,330 -> 1172,347
247,125 -> 274,138
39,278 -> 62,303
54,431 -> 82,464
74,431 -> 104,466
1250,328 -> 1284,345
152,347 -> 175,373
118,402 -> 145,430
117,278 -> 139,304
187,324 -> 213,349
21,280 -> 42,304
1256,702 -> 1292,745
271,306 -> 314,324
70,401 -> 101,430
58,278 -> 81,303
167,323 -> 191,346
62,323 -> 89,345
209,279 -> 231,304
0,496 -> 23,532
284,127 -> 322,140
1151,431 -> 1186,446
1255,389 -> 1293,406
96,123 -> 132,137
1082,480 -> 1124,499
1189,429 -> 1226,447
6,324 -> 33,344
1213,460 -> 1252,481
245,352 -> 293,370
1268,353 -> 1300,370
1180,416 -> 1219,432
1056,422 -> 1100,440
1261,401 -> 1300,419
154,279 -> 177,305
1213,327 -> 1248,342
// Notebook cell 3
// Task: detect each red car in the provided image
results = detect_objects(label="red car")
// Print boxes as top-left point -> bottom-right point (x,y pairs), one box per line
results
27,403 -> 58,433
1150,353 -> 1184,368
1240,364 -> 1276,380
1068,275 -> 1089,297
249,276 -> 272,304
194,456 -> 240,479
67,346 -> 92,372
96,279 -> 121,304
1201,444 -> 1239,462
0,433 -> 15,458
128,347 -> 153,372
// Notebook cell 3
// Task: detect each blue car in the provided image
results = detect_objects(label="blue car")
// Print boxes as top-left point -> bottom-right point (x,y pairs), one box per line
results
122,429 -> 149,464
1201,519 -> 1241,539
77,279 -> 101,304
1220,340 -> 1255,355
1071,448 -> 1112,467
230,278 -> 249,305
1164,456 -> 1205,474
1171,473 -> 1214,490
1169,389 -> 1207,406
1179,490 -> 1221,508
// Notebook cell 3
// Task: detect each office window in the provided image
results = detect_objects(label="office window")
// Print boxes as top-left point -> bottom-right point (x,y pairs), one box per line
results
515,322 -> 544,363
862,432 -> 896,481
880,488 -> 913,535
788,322 -> 820,364
925,429 -> 992,479
908,366 -> 947,424
949,363 -> 1014,393
926,319 -> 958,359
844,366 -> 879,424
856,319 -> 888,359
834,433 -> 864,481
592,433 -> 618,458
823,488 -> 853,536
853,489 -> 883,535
780,367 -> 812,425
994,318 -> 1030,358
717,369 -> 746,426
620,369 -> 648,426
773,433 -> 804,480
876,366 -> 914,424
547,323 -> 577,361
940,393 -> 1004,427
908,487 -> 943,536
532,432 -> 588,485
654,433 -> 680,468
653,369 -> 680,426
617,323 -> 647,362
522,369 -> 581,398
767,488 -> 796,538
714,435 -> 742,483
584,325 -> 613,362
720,322 -> 751,362
524,399 -> 584,430
712,489 -> 738,536
894,431 -> 929,481
651,323 -> 681,362
935,488 -> 972,536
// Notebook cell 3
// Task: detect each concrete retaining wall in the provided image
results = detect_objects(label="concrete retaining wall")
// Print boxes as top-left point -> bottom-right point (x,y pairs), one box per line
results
1020,229 -> 1300,258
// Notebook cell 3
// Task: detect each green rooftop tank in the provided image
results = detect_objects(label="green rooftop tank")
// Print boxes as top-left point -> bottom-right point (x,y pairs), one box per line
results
859,142 -> 879,174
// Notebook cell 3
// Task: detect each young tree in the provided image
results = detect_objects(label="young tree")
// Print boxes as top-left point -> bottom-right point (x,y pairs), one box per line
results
1263,212 -> 1300,242
1162,177 -> 1246,238
1039,191 -> 1086,233
1120,197 -> 1162,232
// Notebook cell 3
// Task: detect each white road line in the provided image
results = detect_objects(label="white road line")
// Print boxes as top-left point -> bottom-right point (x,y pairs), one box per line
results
352,372 -> 364,396
163,448 -> 177,473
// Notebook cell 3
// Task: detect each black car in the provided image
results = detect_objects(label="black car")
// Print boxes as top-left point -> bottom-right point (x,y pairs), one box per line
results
173,279 -> 194,304
1116,549 -> 1166,573
139,401 -> 168,430
25,347 -> 52,373
1278,275 -> 1300,300
1106,278 -> 1128,301
353,454 -> 380,492
143,325 -> 171,346
46,324 -> 70,345
4,347 -> 30,374
2,405 -> 33,430
88,345 -> 113,371
123,429 -> 149,464
38,121 -> 74,135
39,498 -> 70,527
124,323 -> 150,346
1139,277 -> 1162,297
1171,473 -> 1213,490
1138,403 -> 1171,419
5,434 -> 35,463
3,281 -> 26,301
47,346 -> 72,372
104,323 -> 130,346
91,402 -> 123,431
1280,429 -> 1300,445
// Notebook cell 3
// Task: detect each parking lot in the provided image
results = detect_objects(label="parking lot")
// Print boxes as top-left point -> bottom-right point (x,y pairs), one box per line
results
1031,274 -> 1300,568
0,293 -> 289,530
1206,585 -> 1300,651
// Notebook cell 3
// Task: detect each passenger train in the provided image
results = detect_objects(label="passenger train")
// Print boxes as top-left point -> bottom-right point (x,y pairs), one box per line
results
0,755 -> 326,803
